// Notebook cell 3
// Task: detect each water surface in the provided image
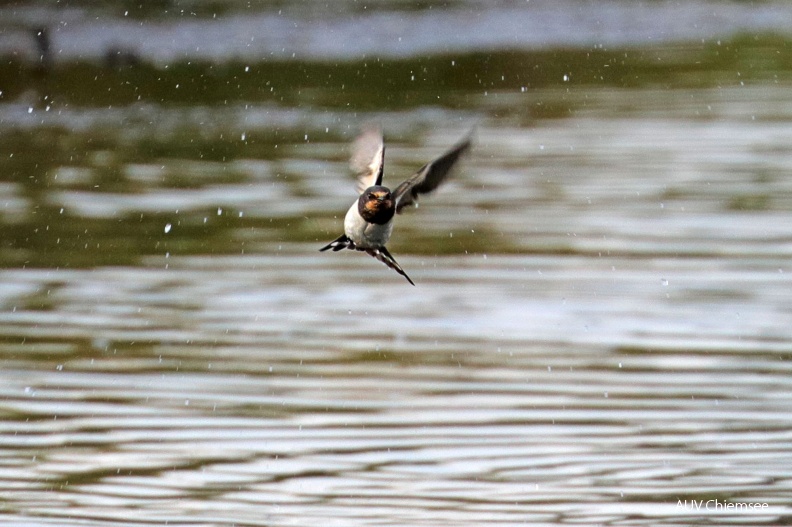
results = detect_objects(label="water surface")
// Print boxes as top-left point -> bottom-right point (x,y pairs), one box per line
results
1,2 -> 792,526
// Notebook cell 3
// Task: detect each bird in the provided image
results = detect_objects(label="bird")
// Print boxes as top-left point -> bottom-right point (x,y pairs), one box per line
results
320,125 -> 472,285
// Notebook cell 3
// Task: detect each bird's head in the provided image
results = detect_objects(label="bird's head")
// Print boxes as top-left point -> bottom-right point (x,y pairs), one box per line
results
358,185 -> 395,224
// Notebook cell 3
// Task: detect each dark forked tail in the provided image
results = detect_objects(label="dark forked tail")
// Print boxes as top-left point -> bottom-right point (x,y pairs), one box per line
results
320,236 -> 415,285
368,247 -> 415,286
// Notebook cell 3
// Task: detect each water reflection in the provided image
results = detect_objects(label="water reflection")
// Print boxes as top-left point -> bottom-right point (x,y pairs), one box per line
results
1,3 -> 792,525
1,244 -> 791,525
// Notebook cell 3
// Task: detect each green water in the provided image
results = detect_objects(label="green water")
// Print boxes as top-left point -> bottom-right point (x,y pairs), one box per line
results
2,34 -> 792,269
1,7 -> 791,526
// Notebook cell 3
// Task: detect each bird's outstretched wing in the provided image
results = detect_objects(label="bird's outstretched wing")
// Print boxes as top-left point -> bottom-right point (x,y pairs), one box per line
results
350,125 -> 385,194
393,131 -> 472,213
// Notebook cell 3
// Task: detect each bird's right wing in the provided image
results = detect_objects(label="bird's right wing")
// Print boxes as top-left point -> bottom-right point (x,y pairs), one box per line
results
350,125 -> 385,194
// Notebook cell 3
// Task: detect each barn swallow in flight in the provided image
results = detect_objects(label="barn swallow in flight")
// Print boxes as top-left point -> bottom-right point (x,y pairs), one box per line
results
320,125 -> 472,285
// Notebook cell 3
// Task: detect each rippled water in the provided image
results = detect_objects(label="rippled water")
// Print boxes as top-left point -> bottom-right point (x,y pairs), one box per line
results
1,253 -> 790,527
2,2 -> 792,526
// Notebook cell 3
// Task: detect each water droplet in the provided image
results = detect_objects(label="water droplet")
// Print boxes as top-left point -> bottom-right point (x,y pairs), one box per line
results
241,132 -> 246,141
164,223 -> 172,233
661,278 -> 669,286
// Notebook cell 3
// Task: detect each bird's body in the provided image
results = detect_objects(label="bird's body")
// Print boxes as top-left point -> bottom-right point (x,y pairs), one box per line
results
320,125 -> 472,285
343,197 -> 394,250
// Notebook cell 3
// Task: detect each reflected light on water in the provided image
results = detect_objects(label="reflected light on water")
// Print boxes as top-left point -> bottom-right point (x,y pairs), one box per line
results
1,5 -> 792,523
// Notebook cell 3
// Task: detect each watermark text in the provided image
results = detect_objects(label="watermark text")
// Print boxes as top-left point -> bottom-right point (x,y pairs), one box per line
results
677,499 -> 768,512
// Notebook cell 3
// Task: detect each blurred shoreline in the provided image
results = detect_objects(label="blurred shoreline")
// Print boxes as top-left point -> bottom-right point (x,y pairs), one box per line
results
2,1 -> 792,65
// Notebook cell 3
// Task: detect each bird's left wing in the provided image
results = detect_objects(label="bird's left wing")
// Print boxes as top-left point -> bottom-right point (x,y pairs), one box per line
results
350,125 -> 385,194
393,130 -> 472,213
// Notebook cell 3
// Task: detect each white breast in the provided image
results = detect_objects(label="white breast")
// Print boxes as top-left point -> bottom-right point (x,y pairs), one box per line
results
344,201 -> 393,249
